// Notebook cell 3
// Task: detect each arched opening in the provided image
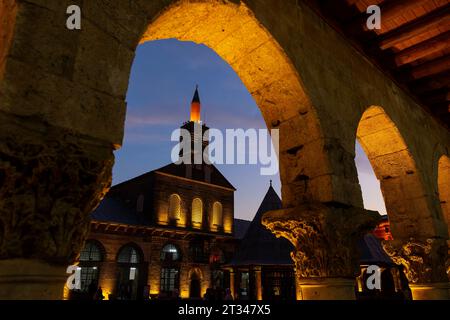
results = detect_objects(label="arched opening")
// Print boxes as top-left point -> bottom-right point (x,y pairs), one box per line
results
116,243 -> 145,300
191,198 -> 203,228
188,268 -> 203,299
168,194 -> 182,223
437,154 -> 450,281
355,141 -> 387,216
211,201 -> 223,231
75,240 -> 105,298
356,106 -> 437,239
437,155 -> 450,236
138,0 -> 327,210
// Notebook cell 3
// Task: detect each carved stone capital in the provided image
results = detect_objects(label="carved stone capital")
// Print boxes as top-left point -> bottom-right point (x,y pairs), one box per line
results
382,238 -> 449,284
262,202 -> 380,278
0,118 -> 114,265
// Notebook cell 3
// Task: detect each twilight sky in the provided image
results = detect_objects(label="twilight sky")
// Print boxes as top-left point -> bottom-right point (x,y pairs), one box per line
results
113,39 -> 387,221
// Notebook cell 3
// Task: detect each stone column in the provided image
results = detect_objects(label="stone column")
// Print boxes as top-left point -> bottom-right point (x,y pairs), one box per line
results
0,120 -> 114,299
254,266 -> 262,300
294,269 -> 302,300
229,269 -> 236,300
263,201 -> 380,300
383,238 -> 450,300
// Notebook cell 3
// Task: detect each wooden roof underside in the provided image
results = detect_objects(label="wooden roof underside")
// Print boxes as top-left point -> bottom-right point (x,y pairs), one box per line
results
304,0 -> 450,129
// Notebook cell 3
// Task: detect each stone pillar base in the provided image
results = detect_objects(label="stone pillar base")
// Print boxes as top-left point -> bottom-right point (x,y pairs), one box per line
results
298,278 -> 356,300
0,259 -> 67,300
410,282 -> 450,300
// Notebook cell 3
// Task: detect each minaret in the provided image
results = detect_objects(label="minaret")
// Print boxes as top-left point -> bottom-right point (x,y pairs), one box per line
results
180,86 -> 210,166
190,85 -> 201,123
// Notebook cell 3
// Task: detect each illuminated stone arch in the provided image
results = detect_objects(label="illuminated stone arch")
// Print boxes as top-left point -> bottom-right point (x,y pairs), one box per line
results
437,155 -> 450,237
356,106 -> 443,239
356,106 -> 449,292
141,1 -> 333,208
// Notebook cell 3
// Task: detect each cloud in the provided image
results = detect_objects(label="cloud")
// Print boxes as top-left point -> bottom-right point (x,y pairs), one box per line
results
205,109 -> 265,129
124,132 -> 172,144
126,112 -> 181,127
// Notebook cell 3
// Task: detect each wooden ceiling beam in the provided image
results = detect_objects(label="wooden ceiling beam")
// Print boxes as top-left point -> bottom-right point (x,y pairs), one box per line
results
379,5 -> 450,50
379,0 -> 430,23
420,88 -> 450,105
409,71 -> 450,94
408,54 -> 450,80
395,31 -> 450,66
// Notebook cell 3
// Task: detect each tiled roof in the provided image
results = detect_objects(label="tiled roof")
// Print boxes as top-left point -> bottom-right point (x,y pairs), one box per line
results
229,185 -> 294,266
233,218 -> 252,239
91,196 -> 149,226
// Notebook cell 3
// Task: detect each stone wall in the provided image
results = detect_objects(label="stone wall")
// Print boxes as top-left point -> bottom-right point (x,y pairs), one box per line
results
84,230 -> 234,299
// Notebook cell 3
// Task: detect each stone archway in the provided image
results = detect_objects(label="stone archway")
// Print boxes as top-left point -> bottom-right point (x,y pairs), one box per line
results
437,155 -> 450,280
141,1 -> 333,208
1,0 -> 449,300
188,267 -> 203,299
356,106 -> 449,299
438,155 -> 450,236
357,106 -> 439,238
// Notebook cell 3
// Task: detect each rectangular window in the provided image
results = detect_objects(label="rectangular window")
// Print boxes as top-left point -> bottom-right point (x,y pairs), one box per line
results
160,268 -> 179,293
80,266 -> 99,292
240,272 -> 249,297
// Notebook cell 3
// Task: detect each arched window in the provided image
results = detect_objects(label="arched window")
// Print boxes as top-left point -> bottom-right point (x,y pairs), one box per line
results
136,194 -> 144,213
80,240 -> 104,262
168,194 -> 181,221
117,244 -> 142,264
78,240 -> 104,293
161,244 -> 180,262
116,244 -> 143,300
191,198 -> 203,227
212,201 -> 223,227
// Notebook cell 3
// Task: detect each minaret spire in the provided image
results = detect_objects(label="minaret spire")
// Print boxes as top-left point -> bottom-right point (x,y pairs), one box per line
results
190,85 -> 201,123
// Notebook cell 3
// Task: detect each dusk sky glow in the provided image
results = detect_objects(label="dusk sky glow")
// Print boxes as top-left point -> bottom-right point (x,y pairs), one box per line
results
113,39 -> 387,221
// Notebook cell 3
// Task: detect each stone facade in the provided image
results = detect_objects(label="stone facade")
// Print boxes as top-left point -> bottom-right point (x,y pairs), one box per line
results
79,229 -> 235,300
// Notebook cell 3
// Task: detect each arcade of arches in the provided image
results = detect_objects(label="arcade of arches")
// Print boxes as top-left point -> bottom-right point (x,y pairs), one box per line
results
0,0 -> 449,300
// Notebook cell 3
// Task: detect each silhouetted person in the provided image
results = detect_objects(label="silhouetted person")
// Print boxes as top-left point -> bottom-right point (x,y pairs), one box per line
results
88,281 -> 97,300
95,286 -> 104,300
224,288 -> 233,301
203,288 -> 215,301
172,288 -> 180,300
